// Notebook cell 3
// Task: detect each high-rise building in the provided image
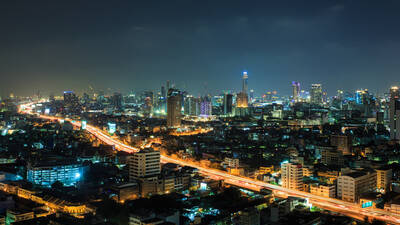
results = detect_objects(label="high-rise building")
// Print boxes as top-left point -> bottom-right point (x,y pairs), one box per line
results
390,86 -> 400,140
63,91 -> 80,113
242,71 -> 248,94
292,82 -> 300,103
281,162 -> 303,191
337,169 -> 376,202
63,91 -> 77,106
236,92 -> 248,108
129,148 -> 161,180
111,92 -> 123,110
310,84 -> 323,105
129,148 -> 161,197
249,89 -> 254,103
166,80 -> 170,93
184,96 -> 200,116
223,93 -> 233,115
161,86 -> 166,99
167,89 -> 182,128
200,96 -> 212,116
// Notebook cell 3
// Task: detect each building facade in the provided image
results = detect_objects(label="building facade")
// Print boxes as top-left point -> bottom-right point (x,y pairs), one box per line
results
281,162 -> 303,191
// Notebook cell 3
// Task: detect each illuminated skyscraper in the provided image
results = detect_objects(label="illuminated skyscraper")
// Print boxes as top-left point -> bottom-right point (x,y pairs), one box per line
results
184,96 -> 200,116
292,82 -> 300,103
310,84 -> 323,105
167,88 -> 182,128
242,71 -> 248,94
200,96 -> 212,116
389,86 -> 400,140
236,92 -> 249,108
236,71 -> 249,108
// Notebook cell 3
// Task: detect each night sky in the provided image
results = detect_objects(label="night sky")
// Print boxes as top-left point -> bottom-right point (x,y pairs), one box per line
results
1,0 -> 400,97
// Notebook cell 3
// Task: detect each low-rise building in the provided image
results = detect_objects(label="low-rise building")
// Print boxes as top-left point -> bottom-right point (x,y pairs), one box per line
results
337,169 -> 377,203
310,183 -> 335,198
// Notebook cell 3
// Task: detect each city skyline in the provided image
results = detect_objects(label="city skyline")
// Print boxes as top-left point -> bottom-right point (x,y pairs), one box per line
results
2,1 -> 400,97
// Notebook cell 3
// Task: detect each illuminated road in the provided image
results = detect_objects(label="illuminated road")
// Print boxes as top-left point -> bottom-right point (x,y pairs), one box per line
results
18,102 -> 400,224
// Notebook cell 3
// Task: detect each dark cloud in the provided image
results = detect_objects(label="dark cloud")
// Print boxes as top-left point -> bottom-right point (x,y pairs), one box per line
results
0,0 -> 400,97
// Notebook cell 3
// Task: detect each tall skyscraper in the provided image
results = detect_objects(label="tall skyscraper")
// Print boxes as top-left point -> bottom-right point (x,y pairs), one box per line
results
184,96 -> 200,116
161,86 -> 166,99
167,88 -> 182,128
310,84 -> 323,105
390,86 -> 400,140
249,89 -> 254,103
236,71 -> 249,108
236,92 -> 249,108
242,71 -> 248,94
292,81 -> 300,103
281,162 -> 303,191
223,93 -> 233,115
166,80 -> 170,93
111,92 -> 123,110
200,96 -> 212,116
63,91 -> 80,113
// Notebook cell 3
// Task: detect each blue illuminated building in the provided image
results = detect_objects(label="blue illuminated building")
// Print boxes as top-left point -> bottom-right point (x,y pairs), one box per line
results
27,160 -> 85,187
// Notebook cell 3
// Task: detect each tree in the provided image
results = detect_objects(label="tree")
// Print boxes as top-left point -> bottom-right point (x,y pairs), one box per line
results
51,180 -> 64,190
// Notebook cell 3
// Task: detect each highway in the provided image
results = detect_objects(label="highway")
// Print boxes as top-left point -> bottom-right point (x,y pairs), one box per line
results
18,102 -> 400,224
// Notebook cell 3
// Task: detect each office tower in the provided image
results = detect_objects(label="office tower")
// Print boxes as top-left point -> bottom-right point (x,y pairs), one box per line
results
223,93 -> 233,115
143,97 -> 152,116
111,92 -> 123,110
235,71 -> 249,108
390,86 -> 400,140
166,80 -> 170,93
161,86 -> 166,99
27,160 -> 84,188
281,162 -> 303,191
236,92 -> 249,108
310,84 -> 323,105
376,167 -> 392,193
337,169 -> 376,202
184,96 -> 200,116
292,82 -> 300,103
167,88 -> 182,128
63,91 -> 80,113
200,96 -> 212,116
242,71 -> 248,93
249,89 -> 254,103
376,111 -> 385,131
129,148 -> 161,180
